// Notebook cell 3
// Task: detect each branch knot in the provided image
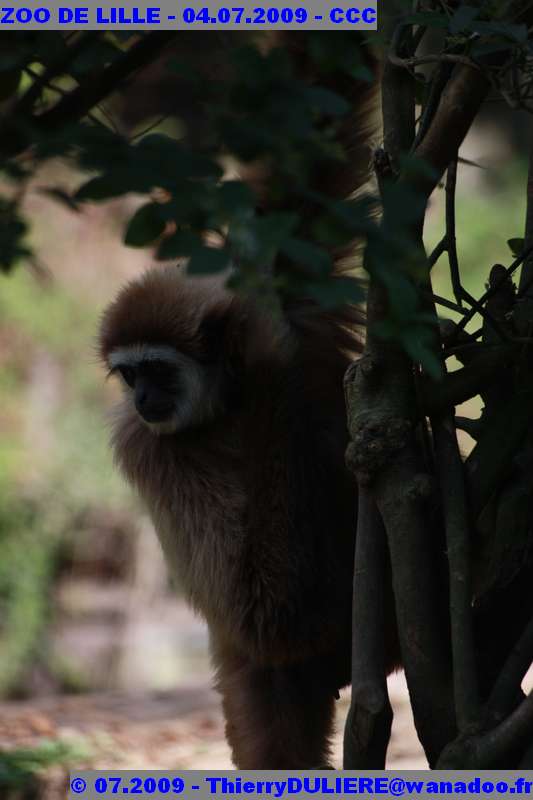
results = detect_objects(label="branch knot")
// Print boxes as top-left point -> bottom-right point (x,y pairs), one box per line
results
346,415 -> 412,485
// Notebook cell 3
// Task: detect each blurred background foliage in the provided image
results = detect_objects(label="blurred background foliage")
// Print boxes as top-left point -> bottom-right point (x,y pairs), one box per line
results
0,21 -> 531,787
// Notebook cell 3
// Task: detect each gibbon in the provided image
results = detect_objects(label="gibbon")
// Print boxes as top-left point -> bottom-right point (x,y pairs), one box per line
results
99,35 -> 399,768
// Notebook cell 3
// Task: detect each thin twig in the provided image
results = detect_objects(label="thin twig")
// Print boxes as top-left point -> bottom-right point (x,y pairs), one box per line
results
16,33 -> 100,115
389,24 -> 483,73
23,68 -> 107,131
445,156 -> 462,306
428,235 -> 448,268
412,24 -> 428,55
455,416 -> 483,440
462,291 -> 511,342
442,156 -> 511,341
458,156 -> 487,169
95,103 -> 121,135
130,115 -> 169,142
427,291 -> 468,316
23,67 -> 69,98
412,63 -> 454,152
450,244 -> 533,341
390,52 -> 484,72
515,128 -> 533,330
421,345 -> 513,416
0,33 -> 179,160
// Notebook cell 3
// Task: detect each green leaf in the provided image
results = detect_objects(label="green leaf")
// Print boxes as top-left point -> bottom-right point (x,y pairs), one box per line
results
35,32 -> 69,66
304,86 -> 350,117
402,327 -> 443,380
256,212 -> 299,244
38,187 -> 80,213
381,181 -> 427,227
231,212 -> 298,265
398,153 -> 439,183
450,5 -> 479,35
75,169 -> 155,201
350,65 -> 374,83
156,230 -> 201,260
473,21 -> 528,43
69,38 -> 121,78
281,237 -> 332,276
373,316 -> 442,380
0,44 -> 32,71
135,134 -> 223,180
187,246 -> 231,275
217,181 -> 255,217
508,238 -> 525,257
471,41 -> 513,58
124,203 -> 165,247
306,276 -> 363,308
404,11 -> 449,29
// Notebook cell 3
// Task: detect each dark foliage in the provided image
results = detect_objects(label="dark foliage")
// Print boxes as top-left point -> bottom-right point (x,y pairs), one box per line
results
3,7 -> 533,767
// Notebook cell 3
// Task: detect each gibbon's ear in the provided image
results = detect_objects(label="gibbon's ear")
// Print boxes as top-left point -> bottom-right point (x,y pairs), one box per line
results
199,304 -> 248,374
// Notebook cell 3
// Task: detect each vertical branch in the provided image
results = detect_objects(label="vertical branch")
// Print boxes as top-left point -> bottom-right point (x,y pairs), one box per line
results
430,157 -> 480,731
341,12 -> 414,757
342,472 -> 393,768
352,321 -> 456,764
412,65 -> 489,195
516,123 -> 533,332
431,415 -> 480,728
383,22 -> 415,170
346,7 -> 457,765
345,6 -> 496,768
412,63 -> 454,152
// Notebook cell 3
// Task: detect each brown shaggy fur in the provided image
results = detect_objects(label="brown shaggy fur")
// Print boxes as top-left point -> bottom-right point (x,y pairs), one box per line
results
99,265 -> 383,767
98,34 -> 396,769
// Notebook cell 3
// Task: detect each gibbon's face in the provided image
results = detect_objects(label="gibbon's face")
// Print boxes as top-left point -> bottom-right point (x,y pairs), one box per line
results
99,267 -> 239,435
108,343 -> 215,435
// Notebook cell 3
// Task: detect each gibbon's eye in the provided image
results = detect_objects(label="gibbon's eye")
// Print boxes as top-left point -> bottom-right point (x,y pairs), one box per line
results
143,360 -> 175,386
118,365 -> 136,388
149,360 -> 167,376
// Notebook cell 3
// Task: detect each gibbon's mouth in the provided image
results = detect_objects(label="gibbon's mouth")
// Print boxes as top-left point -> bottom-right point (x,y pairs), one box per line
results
141,415 -> 179,436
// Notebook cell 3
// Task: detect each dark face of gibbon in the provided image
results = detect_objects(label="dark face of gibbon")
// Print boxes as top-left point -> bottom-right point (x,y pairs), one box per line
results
99,269 -> 240,436
107,342 -> 228,436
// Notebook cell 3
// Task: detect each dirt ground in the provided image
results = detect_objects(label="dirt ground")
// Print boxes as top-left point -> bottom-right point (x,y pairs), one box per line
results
0,672 -> 426,796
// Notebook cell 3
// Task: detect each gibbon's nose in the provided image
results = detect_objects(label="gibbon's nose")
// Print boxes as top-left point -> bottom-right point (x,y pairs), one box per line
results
135,386 -> 174,423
